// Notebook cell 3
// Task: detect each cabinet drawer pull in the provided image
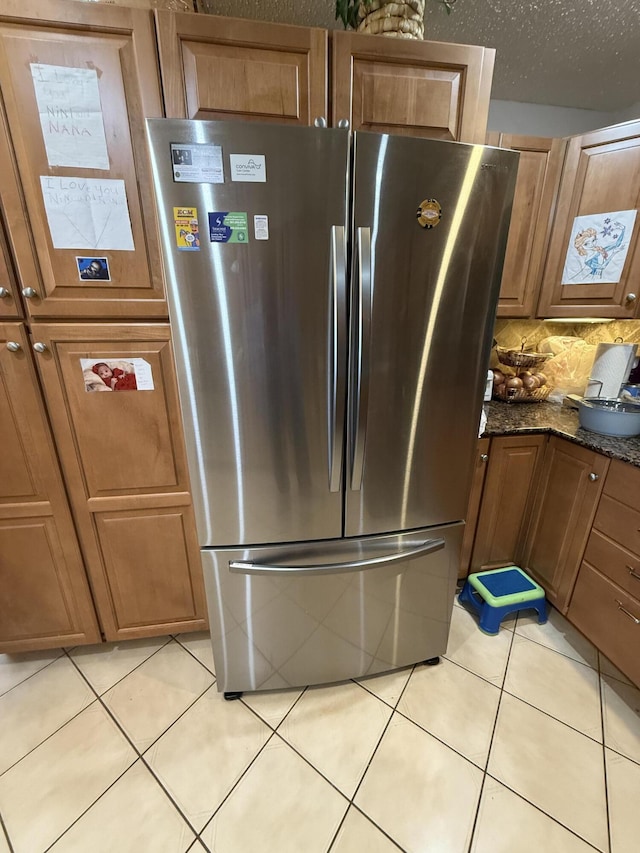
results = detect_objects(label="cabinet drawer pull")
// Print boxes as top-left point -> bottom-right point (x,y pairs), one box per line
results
588,473 -> 599,481
627,565 -> 640,581
615,600 -> 640,624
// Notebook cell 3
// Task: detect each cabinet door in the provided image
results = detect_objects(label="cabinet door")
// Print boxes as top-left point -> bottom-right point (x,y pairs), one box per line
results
156,11 -> 327,124
494,135 -> 566,318
0,222 -> 21,321
0,0 -> 166,319
332,31 -> 494,142
459,438 -> 490,578
537,120 -> 640,318
30,323 -> 207,640
0,105 -> 29,321
521,437 -> 609,612
0,322 -> 100,651
470,434 -> 546,573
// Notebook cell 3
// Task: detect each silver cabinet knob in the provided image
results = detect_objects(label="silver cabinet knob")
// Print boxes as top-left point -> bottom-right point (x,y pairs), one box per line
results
0,287 -> 9,298
33,342 -> 47,353
337,118 -> 350,129
626,293 -> 637,303
22,287 -> 37,299
480,454 -> 488,463
588,472 -> 599,481
6,341 -> 21,352
313,117 -> 327,128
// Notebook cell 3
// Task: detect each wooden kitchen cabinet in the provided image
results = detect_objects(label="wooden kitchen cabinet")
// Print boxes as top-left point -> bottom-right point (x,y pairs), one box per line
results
459,438 -> 490,578
469,434 -> 546,573
486,134 -> 566,318
521,436 -> 609,612
0,224 -> 21,321
537,119 -> 640,318
155,11 -> 328,124
0,322 -> 101,652
0,0 -> 166,320
332,30 -> 494,142
30,323 -> 207,641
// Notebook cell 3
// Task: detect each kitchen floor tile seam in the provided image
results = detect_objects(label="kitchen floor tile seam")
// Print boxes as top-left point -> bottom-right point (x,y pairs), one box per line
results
0,811 -> 14,853
0,695 -> 102,780
481,772 -> 607,853
598,672 -> 613,853
326,802 -> 408,853
42,753 -> 141,853
511,628 -> 599,671
350,663 -> 417,710
500,687 -> 604,746
67,655 -> 218,837
66,635 -> 176,697
440,651 -> 509,694
597,651 -> 633,687
171,635 -> 215,676
0,651 -> 64,700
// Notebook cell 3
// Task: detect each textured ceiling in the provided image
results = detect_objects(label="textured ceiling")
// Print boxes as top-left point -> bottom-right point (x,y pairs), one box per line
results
200,1 -> 640,112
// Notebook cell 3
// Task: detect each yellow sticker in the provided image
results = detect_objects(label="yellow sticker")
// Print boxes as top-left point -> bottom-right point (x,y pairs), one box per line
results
417,198 -> 442,229
174,206 -> 200,251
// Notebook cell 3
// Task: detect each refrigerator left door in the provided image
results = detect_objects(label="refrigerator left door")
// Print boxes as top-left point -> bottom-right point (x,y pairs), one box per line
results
147,120 -> 350,548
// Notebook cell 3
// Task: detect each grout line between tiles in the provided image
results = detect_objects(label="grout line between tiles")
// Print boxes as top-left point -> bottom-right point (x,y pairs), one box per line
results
0,811 -> 14,853
63,651 -> 214,841
500,688 -> 604,746
0,651 -> 66,700
172,637 -> 215,677
68,635 -> 174,697
511,628 -> 598,671
466,612 -> 517,853
481,773 -> 606,853
598,658 -> 613,853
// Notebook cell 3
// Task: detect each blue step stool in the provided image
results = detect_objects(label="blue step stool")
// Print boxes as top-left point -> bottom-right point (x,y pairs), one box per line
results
458,566 -> 547,635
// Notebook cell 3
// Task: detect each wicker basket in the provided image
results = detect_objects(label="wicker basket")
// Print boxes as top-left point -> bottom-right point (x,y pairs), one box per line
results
357,0 -> 425,39
495,346 -> 551,370
493,384 -> 551,404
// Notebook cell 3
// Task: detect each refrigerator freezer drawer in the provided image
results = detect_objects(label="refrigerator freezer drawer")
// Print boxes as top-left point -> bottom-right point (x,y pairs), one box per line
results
201,522 -> 463,693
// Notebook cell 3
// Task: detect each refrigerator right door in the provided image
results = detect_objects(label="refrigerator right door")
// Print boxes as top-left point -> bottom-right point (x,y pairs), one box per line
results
345,133 -> 518,538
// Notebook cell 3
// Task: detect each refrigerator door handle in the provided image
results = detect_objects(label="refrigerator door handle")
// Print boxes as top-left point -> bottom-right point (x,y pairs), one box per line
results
351,226 -> 372,491
328,225 -> 348,492
228,537 -> 445,577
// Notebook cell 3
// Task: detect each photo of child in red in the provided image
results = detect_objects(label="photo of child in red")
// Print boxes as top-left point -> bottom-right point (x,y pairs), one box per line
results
91,362 -> 138,391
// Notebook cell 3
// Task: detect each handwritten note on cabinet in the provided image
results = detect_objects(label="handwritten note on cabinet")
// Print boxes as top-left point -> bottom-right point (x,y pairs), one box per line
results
31,64 -> 110,170
40,176 -> 135,251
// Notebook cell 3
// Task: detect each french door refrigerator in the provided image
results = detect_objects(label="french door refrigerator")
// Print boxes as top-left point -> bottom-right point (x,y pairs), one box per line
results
147,119 -> 517,695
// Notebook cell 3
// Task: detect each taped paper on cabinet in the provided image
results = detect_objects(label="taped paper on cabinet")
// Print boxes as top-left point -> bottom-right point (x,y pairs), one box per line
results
40,176 -> 135,251
31,64 -> 109,170
561,209 -> 637,285
80,357 -> 154,392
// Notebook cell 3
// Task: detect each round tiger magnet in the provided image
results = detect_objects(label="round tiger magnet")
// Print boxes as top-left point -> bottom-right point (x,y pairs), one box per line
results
417,198 -> 442,229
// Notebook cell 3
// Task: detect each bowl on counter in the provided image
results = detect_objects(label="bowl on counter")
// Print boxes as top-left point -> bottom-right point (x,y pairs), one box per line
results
569,395 -> 640,437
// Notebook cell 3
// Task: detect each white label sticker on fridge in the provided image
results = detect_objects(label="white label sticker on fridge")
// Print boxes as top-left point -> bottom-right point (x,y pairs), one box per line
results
230,154 -> 266,183
40,176 -> 135,251
171,143 -> 224,183
80,357 -> 154,392
31,64 -> 110,170
254,215 -> 269,240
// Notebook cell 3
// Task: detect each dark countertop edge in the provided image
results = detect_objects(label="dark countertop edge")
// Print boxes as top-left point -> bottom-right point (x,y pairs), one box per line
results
481,401 -> 640,469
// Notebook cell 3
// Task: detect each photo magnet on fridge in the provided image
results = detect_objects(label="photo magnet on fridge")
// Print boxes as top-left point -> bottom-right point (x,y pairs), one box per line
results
76,256 -> 110,281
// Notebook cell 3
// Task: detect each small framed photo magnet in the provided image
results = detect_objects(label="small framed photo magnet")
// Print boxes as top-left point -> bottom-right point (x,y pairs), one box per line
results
76,256 -> 110,281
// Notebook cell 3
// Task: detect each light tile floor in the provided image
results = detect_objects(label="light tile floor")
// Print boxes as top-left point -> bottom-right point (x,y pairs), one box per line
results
1,600 -> 639,853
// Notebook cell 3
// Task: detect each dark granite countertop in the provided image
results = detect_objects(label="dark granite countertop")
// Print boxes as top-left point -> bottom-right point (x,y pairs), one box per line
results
483,400 -> 640,468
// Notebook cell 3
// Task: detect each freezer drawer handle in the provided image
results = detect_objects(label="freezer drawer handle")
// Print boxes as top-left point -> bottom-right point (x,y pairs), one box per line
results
328,225 -> 348,492
350,226 -> 372,491
228,537 -> 445,577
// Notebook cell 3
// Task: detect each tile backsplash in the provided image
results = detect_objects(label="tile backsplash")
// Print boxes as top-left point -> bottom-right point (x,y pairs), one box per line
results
492,319 -> 640,352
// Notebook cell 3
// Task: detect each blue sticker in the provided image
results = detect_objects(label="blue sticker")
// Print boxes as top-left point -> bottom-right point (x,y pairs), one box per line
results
208,211 -> 248,243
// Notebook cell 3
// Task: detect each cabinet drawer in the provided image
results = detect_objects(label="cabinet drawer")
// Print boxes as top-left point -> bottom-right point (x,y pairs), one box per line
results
569,562 -> 640,687
603,459 -> 640,511
584,529 -> 640,598
593,494 -> 640,557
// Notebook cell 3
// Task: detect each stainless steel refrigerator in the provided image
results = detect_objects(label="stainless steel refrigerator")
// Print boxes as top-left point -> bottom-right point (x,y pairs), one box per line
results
147,119 -> 517,695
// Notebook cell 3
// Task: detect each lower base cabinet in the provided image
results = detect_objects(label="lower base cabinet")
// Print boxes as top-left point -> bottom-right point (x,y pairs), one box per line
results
1,323 -> 100,652
521,436 -> 609,612
1,322 -> 207,653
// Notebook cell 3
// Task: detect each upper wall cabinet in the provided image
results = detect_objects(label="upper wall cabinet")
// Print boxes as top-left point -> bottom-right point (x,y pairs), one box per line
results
487,133 -> 566,318
155,12 -> 328,124
332,31 -> 494,142
537,120 -> 640,319
0,0 -> 166,319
